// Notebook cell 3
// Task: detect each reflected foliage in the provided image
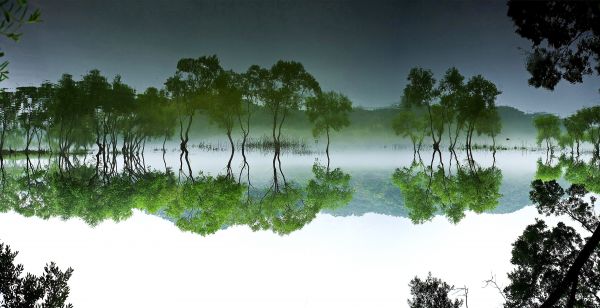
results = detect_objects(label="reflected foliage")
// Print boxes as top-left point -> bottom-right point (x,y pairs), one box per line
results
393,153 -> 502,224
534,158 -> 563,182
0,155 -> 353,237
561,155 -> 600,194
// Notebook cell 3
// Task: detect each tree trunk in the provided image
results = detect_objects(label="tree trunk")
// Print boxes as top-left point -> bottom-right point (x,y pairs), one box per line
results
540,223 -> 600,308
227,130 -> 234,178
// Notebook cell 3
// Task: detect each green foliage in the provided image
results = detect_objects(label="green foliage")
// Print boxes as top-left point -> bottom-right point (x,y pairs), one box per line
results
392,106 -> 427,151
305,91 -> 352,151
397,67 -> 501,150
166,175 -> 245,235
393,162 -> 437,223
560,156 -> 600,194
534,158 -> 563,182
392,156 -> 502,224
306,163 -> 353,211
533,114 -> 561,150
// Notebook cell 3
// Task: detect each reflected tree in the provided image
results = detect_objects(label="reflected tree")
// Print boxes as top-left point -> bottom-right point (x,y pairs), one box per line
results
393,152 -> 502,224
306,91 -> 353,163
534,158 -> 563,182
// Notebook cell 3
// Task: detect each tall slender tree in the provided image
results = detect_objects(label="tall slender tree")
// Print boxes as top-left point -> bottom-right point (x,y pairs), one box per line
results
305,91 -> 352,162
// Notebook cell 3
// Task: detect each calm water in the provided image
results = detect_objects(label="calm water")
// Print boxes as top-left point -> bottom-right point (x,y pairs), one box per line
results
0,148 -> 595,307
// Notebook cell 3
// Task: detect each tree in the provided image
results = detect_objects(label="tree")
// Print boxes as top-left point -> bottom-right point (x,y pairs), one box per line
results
261,60 -> 320,154
0,90 -> 18,154
238,65 -> 268,164
165,55 -> 223,152
504,219 -> 600,308
564,113 -> 587,155
136,87 -> 176,152
459,75 -> 501,151
438,67 -> 466,150
533,114 -> 561,154
79,69 -> 111,159
47,74 -> 94,155
0,0 -> 41,81
504,179 -> 600,308
393,153 -> 502,224
392,106 -> 428,155
401,68 -> 441,151
207,70 -> 243,177
0,242 -> 73,308
305,163 -> 353,210
535,158 -> 563,182
407,273 -> 463,308
507,1 -> 600,92
305,91 -> 353,159
578,106 -> 600,156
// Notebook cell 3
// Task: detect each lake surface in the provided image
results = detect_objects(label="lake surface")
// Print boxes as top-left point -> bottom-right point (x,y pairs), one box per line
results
0,147 -> 595,307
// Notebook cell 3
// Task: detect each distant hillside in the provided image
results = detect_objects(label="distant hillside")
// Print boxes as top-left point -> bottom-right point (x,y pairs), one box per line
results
184,105 -> 539,147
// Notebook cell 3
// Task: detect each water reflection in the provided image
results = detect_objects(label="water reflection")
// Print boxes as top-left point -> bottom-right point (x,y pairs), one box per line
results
1,149 -> 598,235
0,152 -> 354,236
392,152 -> 502,224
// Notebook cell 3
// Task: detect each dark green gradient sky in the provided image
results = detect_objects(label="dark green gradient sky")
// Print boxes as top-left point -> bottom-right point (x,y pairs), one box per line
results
3,0 -> 599,115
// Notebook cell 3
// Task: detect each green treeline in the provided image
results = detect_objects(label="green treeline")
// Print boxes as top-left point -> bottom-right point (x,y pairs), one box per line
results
0,56 -> 355,163
533,106 -> 600,156
393,67 -> 502,154
0,59 -> 534,160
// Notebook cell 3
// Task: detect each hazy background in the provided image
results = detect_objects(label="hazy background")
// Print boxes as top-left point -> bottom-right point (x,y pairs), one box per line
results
3,0 -> 599,115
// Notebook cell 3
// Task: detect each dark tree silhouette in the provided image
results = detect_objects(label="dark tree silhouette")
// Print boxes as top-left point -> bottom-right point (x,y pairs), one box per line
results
407,273 -> 463,308
507,1 -> 600,92
0,242 -> 73,308
523,179 -> 600,308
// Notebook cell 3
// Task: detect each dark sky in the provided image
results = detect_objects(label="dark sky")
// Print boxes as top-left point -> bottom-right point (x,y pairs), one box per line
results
3,0 -> 599,115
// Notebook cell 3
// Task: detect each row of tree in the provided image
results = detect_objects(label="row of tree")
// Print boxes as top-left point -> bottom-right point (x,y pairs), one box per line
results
0,56 -> 354,165
393,67 -> 502,154
534,106 -> 600,156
